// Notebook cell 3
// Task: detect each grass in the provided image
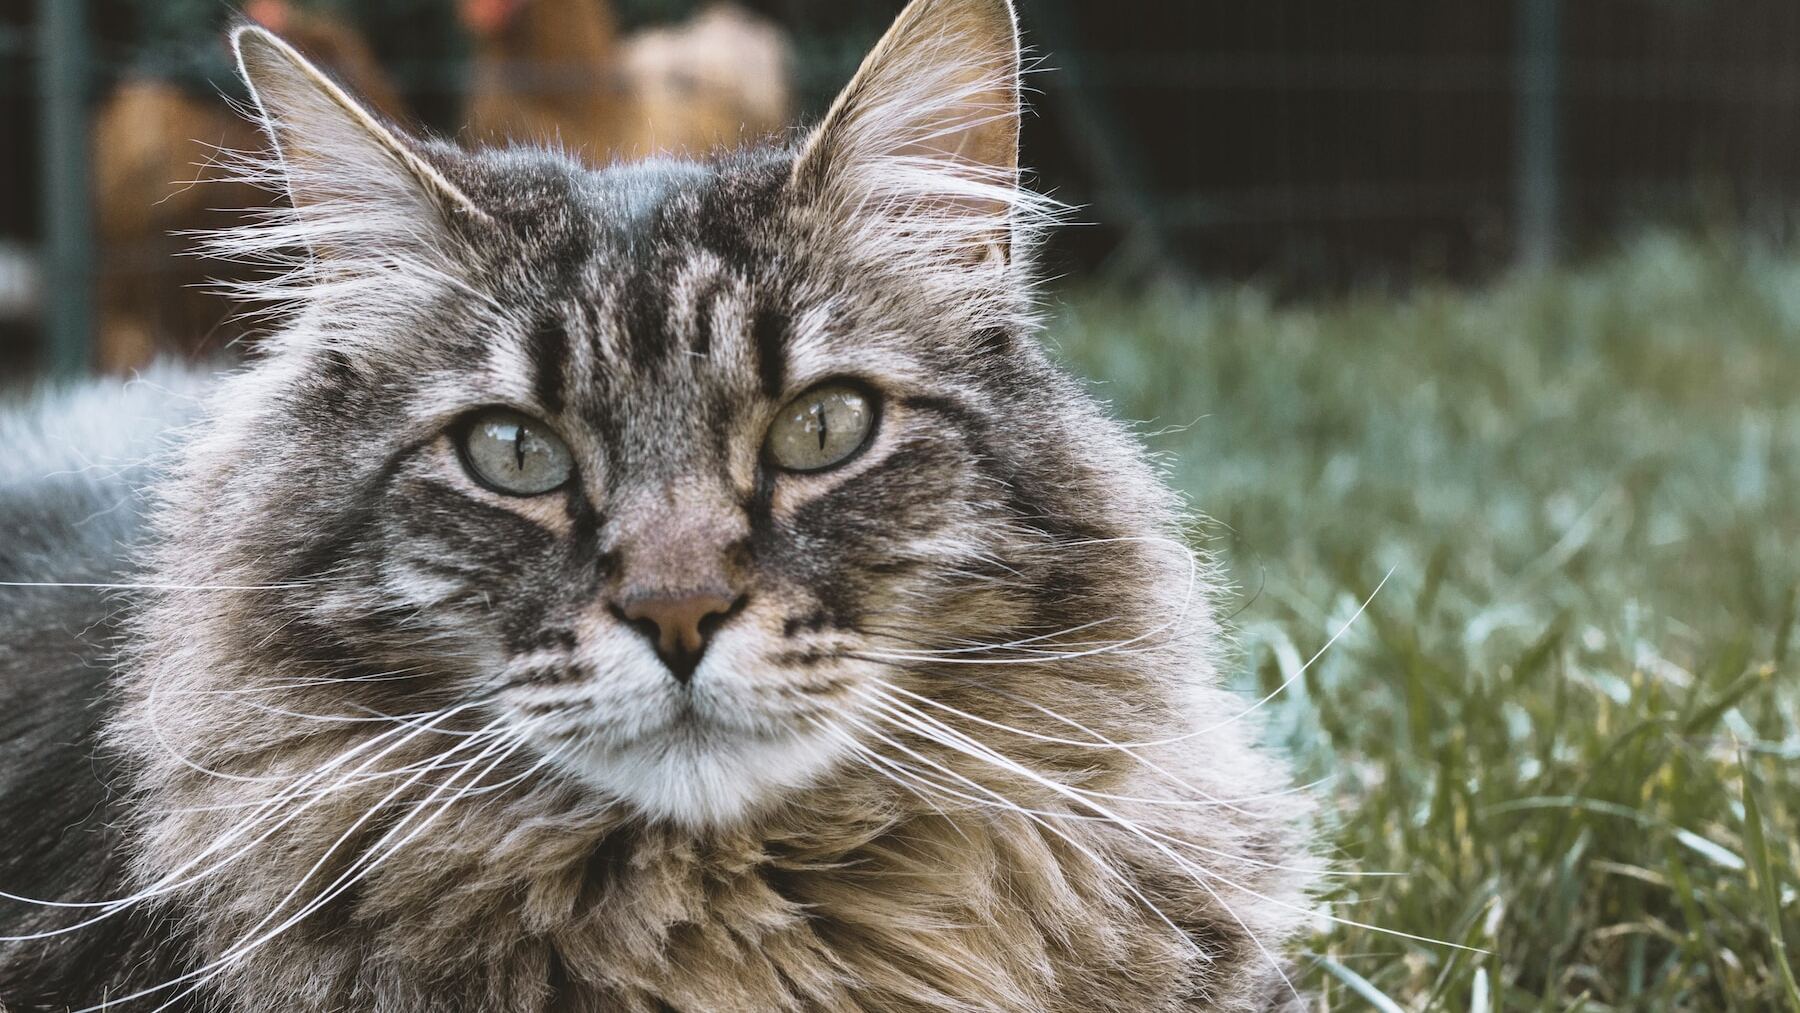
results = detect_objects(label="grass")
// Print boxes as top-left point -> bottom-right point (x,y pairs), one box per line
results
1048,232 -> 1800,1010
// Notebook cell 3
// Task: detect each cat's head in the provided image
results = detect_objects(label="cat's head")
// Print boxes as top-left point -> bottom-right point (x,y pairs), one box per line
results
147,0 -> 1198,830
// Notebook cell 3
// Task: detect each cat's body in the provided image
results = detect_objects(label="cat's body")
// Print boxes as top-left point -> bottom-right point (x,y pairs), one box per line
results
0,2 -> 1315,1009
0,378 -> 203,1005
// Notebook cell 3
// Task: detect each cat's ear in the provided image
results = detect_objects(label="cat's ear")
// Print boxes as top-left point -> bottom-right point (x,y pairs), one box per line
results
791,0 -> 1033,266
231,25 -> 486,230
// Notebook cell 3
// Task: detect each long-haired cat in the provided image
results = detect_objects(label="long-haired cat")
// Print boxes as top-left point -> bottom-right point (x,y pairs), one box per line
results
0,1 -> 1316,1008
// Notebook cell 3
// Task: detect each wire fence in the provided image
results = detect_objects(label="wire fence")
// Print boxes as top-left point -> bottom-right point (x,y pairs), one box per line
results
6,0 -> 1800,379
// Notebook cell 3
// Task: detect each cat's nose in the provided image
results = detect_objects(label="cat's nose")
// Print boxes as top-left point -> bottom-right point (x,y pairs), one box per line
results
615,590 -> 742,683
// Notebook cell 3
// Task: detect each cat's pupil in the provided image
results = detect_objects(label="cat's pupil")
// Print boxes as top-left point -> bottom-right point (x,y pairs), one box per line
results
459,409 -> 573,495
764,384 -> 874,473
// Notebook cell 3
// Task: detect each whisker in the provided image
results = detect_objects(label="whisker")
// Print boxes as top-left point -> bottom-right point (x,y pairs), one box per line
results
799,713 -> 974,843
0,579 -> 339,592
0,704 -> 492,923
1130,567 -> 1394,747
858,615 -> 1125,657
864,679 -> 1256,814
864,692 -> 1396,880
69,724 -> 551,1013
819,715 -> 1209,962
854,695 -> 1295,997
864,690 -> 1478,958
150,732 -> 564,1009
861,535 -> 1209,669
159,667 -> 436,696
890,674 -> 1340,807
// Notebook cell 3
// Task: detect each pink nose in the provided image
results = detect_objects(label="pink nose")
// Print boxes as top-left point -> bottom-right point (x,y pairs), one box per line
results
617,591 -> 740,682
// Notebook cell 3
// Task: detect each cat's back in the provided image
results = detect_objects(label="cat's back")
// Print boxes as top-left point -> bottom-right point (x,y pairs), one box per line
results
0,369 -> 210,1008
0,367 -> 211,777
0,370 -> 207,657
0,371 -> 207,579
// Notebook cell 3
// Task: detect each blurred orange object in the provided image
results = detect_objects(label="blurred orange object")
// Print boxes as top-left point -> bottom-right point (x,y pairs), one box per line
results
463,0 -> 793,161
91,2 -> 404,372
92,0 -> 795,372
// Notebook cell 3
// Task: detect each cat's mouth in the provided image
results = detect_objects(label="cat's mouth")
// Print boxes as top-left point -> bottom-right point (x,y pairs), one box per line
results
629,690 -> 807,743
548,708 -> 849,827
501,669 -> 851,827
497,622 -> 861,825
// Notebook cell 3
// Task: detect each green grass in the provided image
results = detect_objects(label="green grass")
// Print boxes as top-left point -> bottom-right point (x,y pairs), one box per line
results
1048,232 -> 1800,1010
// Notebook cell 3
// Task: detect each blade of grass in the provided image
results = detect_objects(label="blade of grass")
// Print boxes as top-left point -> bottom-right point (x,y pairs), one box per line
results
1741,753 -> 1800,1011
1315,956 -> 1406,1013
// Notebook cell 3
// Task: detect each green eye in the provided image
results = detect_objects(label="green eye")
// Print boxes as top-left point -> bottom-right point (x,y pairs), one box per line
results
458,408 -> 574,496
765,383 -> 876,472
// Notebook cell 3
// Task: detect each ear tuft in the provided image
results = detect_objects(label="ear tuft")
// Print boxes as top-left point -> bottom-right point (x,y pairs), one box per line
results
793,0 -> 1050,266
231,25 -> 485,221
203,26 -> 493,338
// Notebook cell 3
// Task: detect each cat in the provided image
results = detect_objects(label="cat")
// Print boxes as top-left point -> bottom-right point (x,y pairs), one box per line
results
0,0 -> 1316,1009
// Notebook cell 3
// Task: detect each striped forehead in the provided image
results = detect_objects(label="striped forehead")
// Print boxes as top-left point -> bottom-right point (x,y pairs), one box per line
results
462,164 -> 764,469
510,161 -> 815,402
463,153 -> 935,466
544,252 -> 780,413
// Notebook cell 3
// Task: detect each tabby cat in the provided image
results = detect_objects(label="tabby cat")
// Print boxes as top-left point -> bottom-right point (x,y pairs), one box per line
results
0,0 -> 1315,1008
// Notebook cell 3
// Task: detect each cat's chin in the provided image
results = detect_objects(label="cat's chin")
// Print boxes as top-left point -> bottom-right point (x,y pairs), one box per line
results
552,719 -> 848,828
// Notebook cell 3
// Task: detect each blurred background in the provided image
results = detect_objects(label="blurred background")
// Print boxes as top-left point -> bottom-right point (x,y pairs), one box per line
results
2,1 -> 1798,1009
7,0 -> 1800,374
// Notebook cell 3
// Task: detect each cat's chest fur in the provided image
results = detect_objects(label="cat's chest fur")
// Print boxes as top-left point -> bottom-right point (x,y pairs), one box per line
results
181,777 -> 1289,1013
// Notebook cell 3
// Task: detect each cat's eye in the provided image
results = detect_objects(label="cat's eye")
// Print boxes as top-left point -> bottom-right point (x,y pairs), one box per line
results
457,408 -> 574,496
765,382 -> 877,472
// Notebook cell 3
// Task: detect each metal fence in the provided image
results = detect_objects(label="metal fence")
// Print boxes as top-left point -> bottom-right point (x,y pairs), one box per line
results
7,0 -> 1800,379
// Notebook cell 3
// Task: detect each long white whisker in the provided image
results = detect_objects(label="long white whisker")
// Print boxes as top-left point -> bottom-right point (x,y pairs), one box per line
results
0,704 -> 487,922
821,716 -> 1208,963
856,695 -> 1295,997
148,732 -> 565,1009
868,691 -> 1477,957
147,735 -> 513,815
70,723 -> 542,1013
0,580 -> 335,591
866,679 -> 1255,814
863,534 -> 1203,667
861,615 -> 1125,657
801,714 -> 974,843
889,566 -> 1394,753
865,691 -> 1396,880
1171,566 -> 1394,745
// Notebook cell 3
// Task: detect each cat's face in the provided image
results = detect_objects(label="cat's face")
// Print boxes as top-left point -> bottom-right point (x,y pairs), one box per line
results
178,0 -> 1176,829
314,154 -> 1037,825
